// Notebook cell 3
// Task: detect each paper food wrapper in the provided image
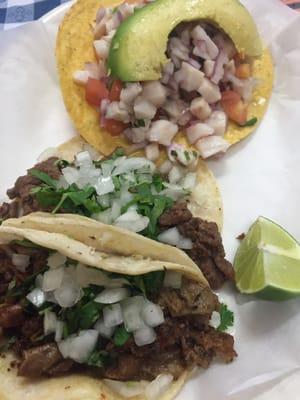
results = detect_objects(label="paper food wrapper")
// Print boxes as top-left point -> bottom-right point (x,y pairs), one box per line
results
0,0 -> 300,399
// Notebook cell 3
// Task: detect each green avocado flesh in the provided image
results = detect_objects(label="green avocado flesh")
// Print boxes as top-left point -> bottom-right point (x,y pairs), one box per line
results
108,0 -> 263,82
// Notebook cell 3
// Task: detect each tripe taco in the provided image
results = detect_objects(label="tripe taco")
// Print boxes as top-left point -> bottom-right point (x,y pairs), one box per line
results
1,137 -> 233,289
0,224 -> 236,399
56,0 -> 273,158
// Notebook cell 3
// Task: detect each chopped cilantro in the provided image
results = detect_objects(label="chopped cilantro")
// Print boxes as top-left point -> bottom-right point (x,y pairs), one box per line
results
217,303 -> 234,332
143,270 -> 165,295
29,168 -> 58,188
184,150 -> 190,161
87,350 -> 111,368
133,119 -> 146,128
239,117 -> 258,127
79,301 -> 103,329
55,159 -> 70,169
113,325 -> 131,346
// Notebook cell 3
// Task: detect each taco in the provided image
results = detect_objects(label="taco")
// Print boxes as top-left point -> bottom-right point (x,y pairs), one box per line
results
0,224 -> 236,399
56,0 -> 273,159
1,137 -> 233,289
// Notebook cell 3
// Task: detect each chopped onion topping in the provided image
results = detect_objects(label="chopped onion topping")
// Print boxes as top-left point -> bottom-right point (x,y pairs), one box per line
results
42,267 -> 64,292
94,176 -> 115,196
133,326 -> 157,347
157,227 -> 193,249
94,318 -> 115,338
163,271 -> 182,289
12,253 -> 30,272
95,288 -> 130,304
58,330 -> 98,363
55,320 -> 64,342
54,278 -> 82,308
103,303 -> 124,327
145,374 -> 174,400
47,252 -> 67,269
122,296 -> 145,332
112,157 -> 155,176
141,302 -> 164,328
26,288 -> 45,307
114,209 -> 149,233
209,311 -> 221,329
44,310 -> 57,336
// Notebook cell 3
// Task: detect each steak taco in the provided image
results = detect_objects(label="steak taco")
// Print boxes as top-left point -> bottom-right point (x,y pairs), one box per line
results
1,137 -> 233,289
0,224 -> 236,399
56,0 -> 273,158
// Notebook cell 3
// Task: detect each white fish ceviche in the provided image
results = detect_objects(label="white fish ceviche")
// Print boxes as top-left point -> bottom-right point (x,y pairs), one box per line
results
73,1 -> 259,159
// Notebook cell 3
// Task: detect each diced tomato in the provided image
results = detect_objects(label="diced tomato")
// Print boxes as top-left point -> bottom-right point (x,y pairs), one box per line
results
102,118 -> 128,136
221,90 -> 241,104
109,80 -> 123,102
221,90 -> 247,125
236,63 -> 251,79
85,78 -> 109,107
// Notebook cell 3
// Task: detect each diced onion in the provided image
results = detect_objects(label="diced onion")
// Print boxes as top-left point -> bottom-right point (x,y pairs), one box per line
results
62,167 -> 79,185
133,326 -> 157,347
12,253 -> 30,272
209,311 -> 221,329
94,209 -> 113,225
94,318 -> 115,338
159,160 -> 173,175
163,271 -> 182,289
75,151 -> 92,166
111,199 -> 122,221
44,310 -> 57,336
157,227 -> 192,249
122,296 -> 145,332
42,267 -> 64,292
94,176 -> 115,196
168,165 -> 184,184
141,302 -> 164,328
47,252 -> 67,269
54,268 -> 82,308
95,288 -> 130,304
114,209 -> 149,233
26,288 -> 46,307
180,173 -> 197,190
178,237 -> 193,249
112,158 -> 155,176
145,374 -> 174,400
103,304 -> 123,328
103,380 -> 148,398
55,320 -> 64,342
58,330 -> 98,363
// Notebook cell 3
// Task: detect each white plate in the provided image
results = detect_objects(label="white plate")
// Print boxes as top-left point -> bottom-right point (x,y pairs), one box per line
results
1,1 -> 300,399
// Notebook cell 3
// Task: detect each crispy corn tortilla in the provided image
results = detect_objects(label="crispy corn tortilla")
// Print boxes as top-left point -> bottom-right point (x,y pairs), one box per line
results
56,0 -> 274,156
0,225 -> 205,400
58,136 -> 223,230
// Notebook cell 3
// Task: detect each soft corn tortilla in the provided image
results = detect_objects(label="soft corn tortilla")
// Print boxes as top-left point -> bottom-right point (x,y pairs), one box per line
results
57,136 -> 223,230
0,225 -> 206,400
56,0 -> 274,156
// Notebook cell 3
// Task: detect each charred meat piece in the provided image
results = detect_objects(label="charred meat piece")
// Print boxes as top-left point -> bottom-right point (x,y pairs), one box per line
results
21,316 -> 43,339
0,201 -> 19,219
47,359 -> 74,377
159,202 -> 192,226
5,157 -> 60,217
159,202 -> 234,289
18,343 -> 63,377
158,278 -> 219,317
0,304 -> 24,328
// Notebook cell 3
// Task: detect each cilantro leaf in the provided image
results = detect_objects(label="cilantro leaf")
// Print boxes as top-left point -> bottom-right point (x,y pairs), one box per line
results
79,301 -> 103,329
143,270 -> 165,295
87,350 -> 111,368
29,169 -> 58,188
217,303 -> 234,332
113,325 -> 131,346
239,117 -> 258,127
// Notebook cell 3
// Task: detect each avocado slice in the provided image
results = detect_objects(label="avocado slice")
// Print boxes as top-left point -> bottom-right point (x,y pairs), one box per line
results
108,0 -> 262,82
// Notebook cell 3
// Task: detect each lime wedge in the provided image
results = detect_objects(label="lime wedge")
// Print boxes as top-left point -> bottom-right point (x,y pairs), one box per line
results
234,217 -> 300,301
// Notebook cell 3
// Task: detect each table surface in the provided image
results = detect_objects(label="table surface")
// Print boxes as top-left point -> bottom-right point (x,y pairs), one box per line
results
0,0 -> 299,30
